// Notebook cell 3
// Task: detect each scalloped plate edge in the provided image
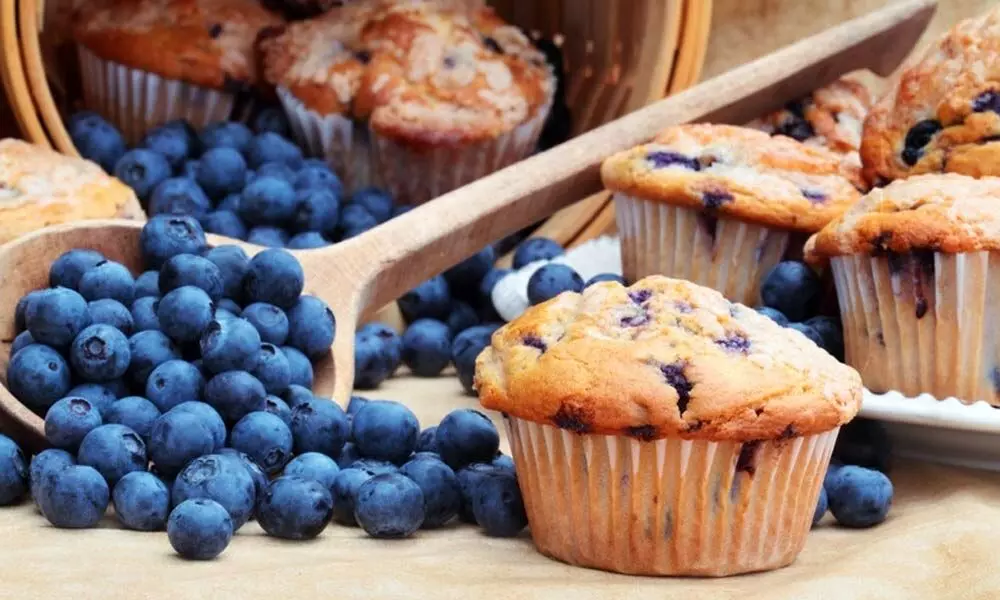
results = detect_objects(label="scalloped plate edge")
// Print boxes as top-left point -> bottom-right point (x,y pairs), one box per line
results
860,389 -> 1000,433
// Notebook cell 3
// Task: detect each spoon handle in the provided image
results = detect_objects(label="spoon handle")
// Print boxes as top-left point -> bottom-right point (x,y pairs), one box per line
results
344,0 -> 935,311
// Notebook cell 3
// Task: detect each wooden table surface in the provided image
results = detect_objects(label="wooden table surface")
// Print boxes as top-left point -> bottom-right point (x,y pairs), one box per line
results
1,374 -> 999,599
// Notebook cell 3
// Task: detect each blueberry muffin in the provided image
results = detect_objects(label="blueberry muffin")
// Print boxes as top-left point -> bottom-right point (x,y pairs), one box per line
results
260,0 -> 555,202
475,275 -> 861,576
860,5 -> 1000,184
0,139 -> 143,244
806,173 -> 1000,405
601,124 -> 865,305
747,73 -> 879,162
74,0 -> 284,142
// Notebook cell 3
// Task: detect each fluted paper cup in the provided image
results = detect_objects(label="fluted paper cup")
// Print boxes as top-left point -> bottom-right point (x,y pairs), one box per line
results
78,47 -> 237,144
614,194 -> 792,306
831,251 -> 1000,405
505,416 -> 839,577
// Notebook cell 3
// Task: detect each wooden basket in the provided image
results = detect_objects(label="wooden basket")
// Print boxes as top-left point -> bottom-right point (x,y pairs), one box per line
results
1,0 -> 711,248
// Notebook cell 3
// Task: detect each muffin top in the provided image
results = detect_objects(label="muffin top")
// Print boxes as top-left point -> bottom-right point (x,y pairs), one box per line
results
260,0 -> 554,147
74,0 -> 284,91
0,139 -> 143,243
806,174 -> 1000,262
860,5 -> 1000,184
601,124 -> 866,232
475,276 -> 862,442
746,73 -> 879,157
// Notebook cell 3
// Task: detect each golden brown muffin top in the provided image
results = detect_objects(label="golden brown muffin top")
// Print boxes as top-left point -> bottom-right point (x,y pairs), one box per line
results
806,174 -> 1000,263
475,276 -> 862,442
74,0 -> 284,91
260,0 -> 554,148
860,5 -> 1000,184
600,124 -> 866,233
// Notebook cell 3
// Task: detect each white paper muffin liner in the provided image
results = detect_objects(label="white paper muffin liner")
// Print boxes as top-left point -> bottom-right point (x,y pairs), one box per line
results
614,193 -> 791,306
279,86 -> 551,204
78,47 -> 237,145
831,251 -> 1000,406
505,416 -> 839,577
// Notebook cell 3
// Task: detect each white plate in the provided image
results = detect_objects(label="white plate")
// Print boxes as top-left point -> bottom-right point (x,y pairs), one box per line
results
860,390 -> 1000,472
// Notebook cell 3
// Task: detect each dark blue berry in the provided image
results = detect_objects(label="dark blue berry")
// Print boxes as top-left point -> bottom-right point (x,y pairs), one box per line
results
813,486 -> 828,527
141,215 -> 207,269
755,306 -> 789,326
337,204 -> 378,239
135,271 -> 162,299
202,245 -> 250,302
202,210 -> 248,239
70,114 -> 126,172
29,448 -> 73,510
171,401 -> 227,451
251,108 -> 291,137
217,298 -> 242,316
11,331 -> 35,356
7,344 -> 71,414
148,409 -> 216,478
113,471 -> 170,531
760,261 -> 821,321
77,424 -> 147,484
252,344 -> 292,394
287,231 -> 330,249
199,121 -> 253,153
788,322 -> 825,347
127,330 -> 179,388
357,322 -> 402,366
283,452 -> 340,492
243,249 -> 304,309
416,426 -> 439,453
284,384 -> 314,408
805,315 -> 845,361
88,299 -> 134,335
130,297 -> 161,332
346,395 -> 369,418
15,290 -> 46,332
513,237 -> 564,269
195,147 -> 247,199
285,296 -> 335,358
478,268 -> 510,306
217,193 -> 242,212
492,453 -> 515,473
451,323 -> 501,395
255,161 -> 296,184
67,382 -> 118,414
246,132 -> 303,169
242,303 -> 289,345
527,264 -> 583,305
172,454 -> 257,530
26,287 -> 92,348
336,442 -> 362,469
351,400 -> 419,464
231,411 -> 294,475
444,246 -> 495,296
471,471 -> 527,537
70,324 -> 130,382
436,409 -> 500,469
294,163 -> 343,196
265,394 -> 293,424
330,467 -> 372,526
148,177 -> 212,218
825,465 -> 893,528
289,397 -> 349,457
167,498 -> 233,560
45,397 -> 102,452
145,359 -> 205,412
350,187 -> 393,222
401,319 -> 452,377
351,459 -> 399,477
217,449 -> 268,501
585,273 -> 626,287
901,119 -> 942,166
290,188 -> 339,233
200,317 -> 261,374
114,149 -> 172,201
446,301 -> 480,335
141,124 -> 193,171
79,260 -> 136,305
157,285 -> 214,343
0,435 -> 26,506
240,176 -> 297,225
399,455 -> 460,528
257,476 -> 333,540
49,249 -> 105,290
247,226 -> 289,247
38,465 -> 109,528
104,396 -> 161,440
398,275 -> 451,323
455,462 -> 496,523
203,370 -> 267,424
354,473 -> 424,538
282,346 -> 314,388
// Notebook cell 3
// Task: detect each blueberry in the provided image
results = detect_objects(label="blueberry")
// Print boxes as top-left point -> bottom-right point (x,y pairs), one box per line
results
204,370 -> 267,424
285,296 -> 335,358
79,260 -> 136,305
202,245 -> 250,302
247,132 -> 303,170
38,465 -> 109,528
200,121 -> 253,153
141,215 -> 207,270
140,125 -> 192,171
10,331 -> 35,356
833,418 -> 892,474
444,246 -> 495,296
350,187 -> 393,223
77,424 -> 147,484
49,249 -> 105,290
247,226 -> 289,247
358,322 -> 402,366
290,188 -> 339,233
287,231 -> 330,249
813,486 -> 828,527
255,161 -> 297,184
6,344 -> 72,414
265,394 -> 293,424
196,147 -> 247,199
172,454 -> 257,530
127,330 -> 180,388
451,324 -> 501,394
354,473 -> 425,538
251,107 -> 291,137
113,471 -> 170,531
755,306 -> 789,326
527,264 -> 583,305
471,471 -> 527,537
159,256 -> 223,302
330,467 -> 372,525
492,453 -> 515,473
289,397 -> 349,457
88,299 -> 134,335
455,462 -> 497,523
284,384 -> 315,408
401,319 -> 452,377
114,149 -> 172,201
170,401 -> 227,451
825,465 -> 893,528
130,297 -> 161,332
901,119 -> 942,166
788,322 -> 825,347
258,476 -> 336,540
351,400 -> 419,464
398,275 -> 451,323
513,237 -> 564,269
252,344 -> 292,394
145,360 -> 205,412
282,346 -> 314,388
336,204 -> 378,239
294,163 -> 343,196
478,268 -> 511,307
15,290 -> 46,332
217,193 -> 242,213
283,452 -> 340,492
217,449 -> 269,501
760,261 -> 821,322
806,315 -> 845,361
135,271 -> 163,300
70,113 -> 126,172
217,298 -> 242,316
29,448 -> 74,510
158,286 -> 214,343
45,397 -> 102,451
436,409 -> 500,469
346,395 -> 369,419
351,459 -> 399,476
26,287 -> 92,347
104,396 -> 161,440
230,411 -> 294,475
585,273 -> 626,287
240,176 -> 297,225
446,301 -> 480,335
167,498 -> 233,560
353,327 -> 400,389
197,317 -> 261,374
69,324 -> 130,382
399,456 -> 460,528
0,434 -> 27,505
148,177 -> 212,218
66,382 -> 118,415
244,249 -> 304,309
242,303 -> 289,345
203,211 -> 246,241
336,442 -> 363,469
416,426 -> 439,453
183,160 -> 201,180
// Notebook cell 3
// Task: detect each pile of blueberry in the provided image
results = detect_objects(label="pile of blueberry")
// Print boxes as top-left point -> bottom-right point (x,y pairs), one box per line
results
755,260 -> 844,359
814,419 -> 894,529
70,110 -> 401,249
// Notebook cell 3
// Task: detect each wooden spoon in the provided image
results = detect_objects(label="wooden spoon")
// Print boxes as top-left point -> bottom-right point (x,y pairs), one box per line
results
0,0 -> 936,452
